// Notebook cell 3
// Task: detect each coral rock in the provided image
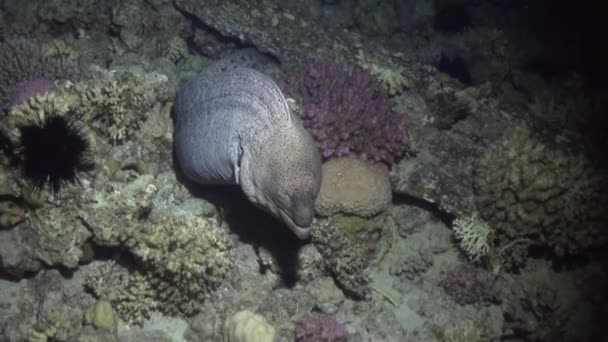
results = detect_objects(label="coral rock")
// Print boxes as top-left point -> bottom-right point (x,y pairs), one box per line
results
295,314 -> 348,342
315,157 -> 391,217
223,310 -> 275,342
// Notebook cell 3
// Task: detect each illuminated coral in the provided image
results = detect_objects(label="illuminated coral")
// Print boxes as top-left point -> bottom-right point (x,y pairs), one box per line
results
282,62 -> 410,165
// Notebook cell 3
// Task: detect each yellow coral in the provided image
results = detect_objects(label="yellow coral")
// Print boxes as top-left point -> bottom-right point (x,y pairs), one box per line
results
223,310 -> 276,342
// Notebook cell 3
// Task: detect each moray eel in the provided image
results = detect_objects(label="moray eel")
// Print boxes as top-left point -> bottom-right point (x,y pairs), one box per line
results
173,51 -> 322,239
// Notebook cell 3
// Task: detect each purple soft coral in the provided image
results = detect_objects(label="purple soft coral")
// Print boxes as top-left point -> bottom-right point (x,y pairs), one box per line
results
282,62 -> 410,165
8,78 -> 54,109
440,263 -> 491,305
295,315 -> 348,342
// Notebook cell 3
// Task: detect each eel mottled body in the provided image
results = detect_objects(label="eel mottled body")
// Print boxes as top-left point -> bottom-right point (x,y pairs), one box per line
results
173,52 -> 322,239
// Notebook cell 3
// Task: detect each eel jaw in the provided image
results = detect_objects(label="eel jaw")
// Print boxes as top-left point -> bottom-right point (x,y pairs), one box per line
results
278,209 -> 312,240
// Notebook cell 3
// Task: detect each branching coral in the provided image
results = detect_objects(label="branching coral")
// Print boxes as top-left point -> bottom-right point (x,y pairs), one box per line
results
84,212 -> 232,324
72,71 -> 156,142
6,68 -> 160,145
82,175 -> 232,324
282,62 -> 410,165
452,213 -> 492,261
356,50 -> 410,96
123,214 -> 232,316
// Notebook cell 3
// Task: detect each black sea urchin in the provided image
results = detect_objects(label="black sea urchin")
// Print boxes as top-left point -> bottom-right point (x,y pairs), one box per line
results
16,110 -> 93,193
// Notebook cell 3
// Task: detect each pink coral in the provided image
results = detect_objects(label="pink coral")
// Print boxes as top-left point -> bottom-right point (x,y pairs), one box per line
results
8,78 -> 54,109
281,62 -> 410,165
440,263 -> 491,305
295,315 -> 348,342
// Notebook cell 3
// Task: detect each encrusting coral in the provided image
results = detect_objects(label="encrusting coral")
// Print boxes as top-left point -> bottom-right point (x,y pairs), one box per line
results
474,127 -> 608,261
281,61 -> 410,165
311,214 -> 391,299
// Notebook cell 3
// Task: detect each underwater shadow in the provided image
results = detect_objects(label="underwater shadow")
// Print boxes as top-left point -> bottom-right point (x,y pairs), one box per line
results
169,111 -> 304,287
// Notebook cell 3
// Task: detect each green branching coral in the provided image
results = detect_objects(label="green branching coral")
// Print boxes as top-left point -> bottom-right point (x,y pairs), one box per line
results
474,128 -> 608,261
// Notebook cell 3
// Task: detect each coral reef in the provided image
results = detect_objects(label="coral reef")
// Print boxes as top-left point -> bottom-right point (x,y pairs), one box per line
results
389,249 -> 433,282
295,314 -> 348,342
424,90 -> 470,129
82,175 -> 233,324
84,262 -> 157,326
0,37 -> 81,112
124,214 -> 232,315
499,261 -> 583,341
12,104 -> 94,193
451,213 -> 492,262
356,50 -> 411,96
282,61 -> 410,165
0,1 -> 605,341
315,157 -> 392,217
474,128 -> 608,261
223,310 -> 276,342
83,300 -> 117,331
0,270 -> 92,341
312,215 -> 390,299
40,39 -> 80,61
71,69 -> 158,142
430,322 -> 487,342
7,78 -> 54,109
5,68 -> 166,145
0,185 -> 91,277
353,0 -> 400,36
164,36 -> 189,63
440,263 -> 493,305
